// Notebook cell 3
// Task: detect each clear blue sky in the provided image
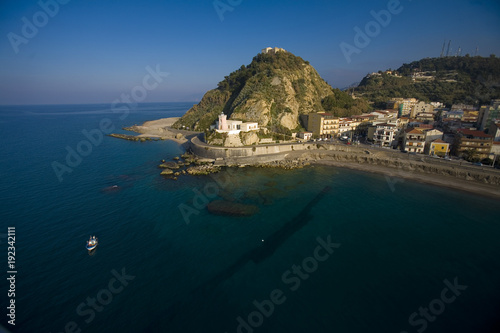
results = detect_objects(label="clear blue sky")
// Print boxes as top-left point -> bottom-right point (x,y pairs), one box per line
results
1,0 -> 499,104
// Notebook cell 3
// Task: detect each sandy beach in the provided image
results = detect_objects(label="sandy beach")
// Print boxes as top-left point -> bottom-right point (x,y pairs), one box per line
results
313,159 -> 500,200
115,117 -> 500,200
120,117 -> 192,144
205,145 -> 500,200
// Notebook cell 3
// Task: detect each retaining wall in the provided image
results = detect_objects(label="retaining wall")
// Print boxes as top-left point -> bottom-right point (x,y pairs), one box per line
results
190,136 -> 357,159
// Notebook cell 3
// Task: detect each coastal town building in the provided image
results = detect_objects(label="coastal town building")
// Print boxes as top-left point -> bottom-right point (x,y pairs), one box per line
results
368,123 -> 399,147
454,129 -> 493,159
387,98 -> 418,116
410,101 -> 434,118
240,122 -> 259,132
214,113 -> 259,134
478,103 -> 500,130
451,103 -> 475,111
414,123 -> 433,130
415,112 -> 435,122
441,118 -> 462,132
371,110 -> 398,119
339,118 -> 352,134
307,113 -> 339,137
488,123 -> 500,141
430,102 -> 445,109
403,128 -> 426,153
462,110 -> 479,123
443,110 -> 464,120
429,139 -> 450,157
352,114 -> 378,123
339,117 -> 361,135
297,131 -> 313,141
398,117 -> 410,128
423,129 -> 444,143
490,142 -> 500,158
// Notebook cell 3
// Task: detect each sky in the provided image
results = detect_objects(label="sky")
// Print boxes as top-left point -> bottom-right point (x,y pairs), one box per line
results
0,0 -> 499,105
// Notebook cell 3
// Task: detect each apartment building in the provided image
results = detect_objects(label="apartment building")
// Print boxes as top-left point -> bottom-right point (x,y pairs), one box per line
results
307,113 -> 339,137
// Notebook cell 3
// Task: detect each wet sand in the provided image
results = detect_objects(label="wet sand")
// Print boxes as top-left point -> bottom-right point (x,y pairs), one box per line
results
123,117 -> 188,143
314,159 -> 500,200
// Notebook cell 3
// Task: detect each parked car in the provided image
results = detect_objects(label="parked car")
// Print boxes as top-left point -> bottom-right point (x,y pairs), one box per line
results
473,162 -> 483,166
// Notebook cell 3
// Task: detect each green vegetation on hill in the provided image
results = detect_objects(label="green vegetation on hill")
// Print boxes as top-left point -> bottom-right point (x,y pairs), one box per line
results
354,56 -> 500,108
173,51 -> 368,132
321,88 -> 370,117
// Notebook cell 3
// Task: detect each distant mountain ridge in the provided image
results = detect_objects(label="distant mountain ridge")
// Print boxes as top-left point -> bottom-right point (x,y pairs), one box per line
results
172,50 -> 368,132
353,56 -> 500,108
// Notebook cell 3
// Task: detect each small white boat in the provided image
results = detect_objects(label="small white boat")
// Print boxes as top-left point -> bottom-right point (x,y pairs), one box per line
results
86,236 -> 98,251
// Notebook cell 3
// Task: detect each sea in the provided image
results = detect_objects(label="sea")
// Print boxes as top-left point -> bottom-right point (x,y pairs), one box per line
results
0,103 -> 499,333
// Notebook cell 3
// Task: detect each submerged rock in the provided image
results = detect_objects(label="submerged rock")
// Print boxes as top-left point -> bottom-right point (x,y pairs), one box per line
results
159,162 -> 180,169
160,169 -> 174,175
101,185 -> 121,193
207,200 -> 259,217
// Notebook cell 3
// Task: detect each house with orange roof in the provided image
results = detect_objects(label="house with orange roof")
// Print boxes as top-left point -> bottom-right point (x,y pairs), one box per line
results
403,128 -> 426,153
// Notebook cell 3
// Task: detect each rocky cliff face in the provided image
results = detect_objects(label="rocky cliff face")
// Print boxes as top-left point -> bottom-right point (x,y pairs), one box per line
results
172,51 -> 341,132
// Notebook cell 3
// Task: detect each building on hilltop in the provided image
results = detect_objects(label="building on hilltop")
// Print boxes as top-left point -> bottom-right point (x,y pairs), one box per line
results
261,47 -> 286,54
307,112 -> 339,138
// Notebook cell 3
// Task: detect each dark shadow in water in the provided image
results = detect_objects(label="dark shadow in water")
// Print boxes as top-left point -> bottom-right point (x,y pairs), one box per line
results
147,186 -> 331,330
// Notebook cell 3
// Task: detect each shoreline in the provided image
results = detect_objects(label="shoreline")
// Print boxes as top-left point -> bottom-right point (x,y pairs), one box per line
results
110,117 -> 199,144
116,117 -> 500,200
212,148 -> 500,200
311,159 -> 500,200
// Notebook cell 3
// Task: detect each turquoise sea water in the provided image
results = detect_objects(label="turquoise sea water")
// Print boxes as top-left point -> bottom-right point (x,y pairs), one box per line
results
0,103 -> 499,333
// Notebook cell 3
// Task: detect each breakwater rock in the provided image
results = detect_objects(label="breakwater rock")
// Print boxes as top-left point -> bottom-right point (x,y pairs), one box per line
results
253,160 -> 311,170
108,133 -> 155,142
186,165 -> 221,175
159,162 -> 180,169
160,169 -> 174,176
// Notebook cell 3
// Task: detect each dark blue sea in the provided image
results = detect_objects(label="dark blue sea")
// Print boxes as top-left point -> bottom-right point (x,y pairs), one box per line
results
1,103 -> 499,333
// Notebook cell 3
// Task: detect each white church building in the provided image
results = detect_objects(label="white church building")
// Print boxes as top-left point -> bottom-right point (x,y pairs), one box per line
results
213,113 -> 259,134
